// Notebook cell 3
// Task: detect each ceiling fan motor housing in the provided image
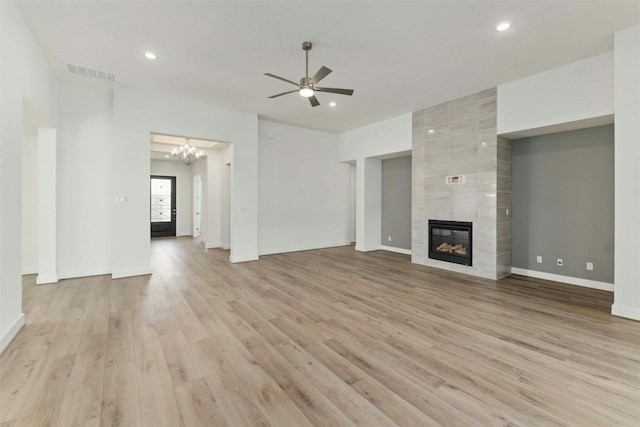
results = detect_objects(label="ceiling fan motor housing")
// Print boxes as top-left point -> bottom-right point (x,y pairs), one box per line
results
300,77 -> 312,89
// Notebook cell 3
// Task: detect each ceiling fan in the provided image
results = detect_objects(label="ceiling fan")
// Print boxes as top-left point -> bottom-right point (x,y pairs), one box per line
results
265,41 -> 354,107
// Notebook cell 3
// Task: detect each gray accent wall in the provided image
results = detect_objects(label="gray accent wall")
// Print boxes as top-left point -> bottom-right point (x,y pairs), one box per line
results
382,156 -> 411,250
511,125 -> 614,283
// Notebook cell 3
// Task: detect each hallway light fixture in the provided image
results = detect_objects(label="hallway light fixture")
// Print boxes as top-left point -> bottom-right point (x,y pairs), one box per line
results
171,139 -> 204,165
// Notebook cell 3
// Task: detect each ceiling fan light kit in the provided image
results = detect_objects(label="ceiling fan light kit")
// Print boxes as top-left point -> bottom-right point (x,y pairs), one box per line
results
265,41 -> 354,107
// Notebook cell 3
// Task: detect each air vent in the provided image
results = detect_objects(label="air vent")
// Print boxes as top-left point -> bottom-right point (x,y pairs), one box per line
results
66,63 -> 115,82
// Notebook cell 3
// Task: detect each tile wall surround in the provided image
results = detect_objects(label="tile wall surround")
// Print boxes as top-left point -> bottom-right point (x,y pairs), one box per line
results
412,88 -> 512,279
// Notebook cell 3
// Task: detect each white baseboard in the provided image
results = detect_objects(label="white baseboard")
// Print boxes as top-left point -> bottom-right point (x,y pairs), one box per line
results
58,267 -> 111,280
0,313 -> 25,354
112,267 -> 152,279
205,242 -> 220,249
380,245 -> 412,255
259,241 -> 351,256
220,243 -> 230,250
36,274 -> 58,285
355,245 -> 381,252
229,254 -> 259,263
611,304 -> 640,321
510,267 -> 614,292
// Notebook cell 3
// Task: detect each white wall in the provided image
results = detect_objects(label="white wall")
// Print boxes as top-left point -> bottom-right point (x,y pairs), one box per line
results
338,113 -> 412,253
112,86 -> 258,277
57,83 -> 113,279
191,157 -> 207,240
258,120 -> 351,255
356,158 -> 382,252
612,25 -> 640,321
350,163 -> 356,243
21,127 -> 38,274
497,53 -> 614,137
36,128 -> 57,284
338,113 -> 412,162
0,0 -> 58,351
150,159 -> 193,237
220,146 -> 231,249
203,150 -> 222,249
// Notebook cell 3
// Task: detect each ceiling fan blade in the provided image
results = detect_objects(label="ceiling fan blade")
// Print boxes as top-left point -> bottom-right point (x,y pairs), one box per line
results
315,87 -> 354,96
264,73 -> 299,86
308,95 -> 320,107
268,90 -> 298,99
311,66 -> 332,84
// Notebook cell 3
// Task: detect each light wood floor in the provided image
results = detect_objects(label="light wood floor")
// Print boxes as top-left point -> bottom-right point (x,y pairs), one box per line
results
1,238 -> 639,426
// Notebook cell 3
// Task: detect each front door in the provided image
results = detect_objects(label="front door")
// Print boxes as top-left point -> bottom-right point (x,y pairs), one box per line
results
150,175 -> 177,237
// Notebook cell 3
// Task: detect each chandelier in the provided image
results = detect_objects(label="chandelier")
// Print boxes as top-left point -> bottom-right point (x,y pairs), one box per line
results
171,139 -> 204,165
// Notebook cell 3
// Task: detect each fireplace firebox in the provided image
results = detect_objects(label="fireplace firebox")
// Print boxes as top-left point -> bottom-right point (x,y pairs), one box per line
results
428,220 -> 472,266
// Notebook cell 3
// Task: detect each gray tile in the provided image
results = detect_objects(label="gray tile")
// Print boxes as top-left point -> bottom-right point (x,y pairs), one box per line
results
449,102 -> 478,122
450,191 -> 478,210
497,160 -> 511,177
497,144 -> 511,161
497,192 -> 511,209
478,128 -> 497,146
497,176 -> 511,192
425,165 -> 448,179
449,116 -> 477,136
479,88 -> 497,99
425,192 -> 449,207
412,130 -> 425,147
497,237 -> 511,254
478,112 -> 497,130
424,102 -> 448,114
497,222 -> 511,239
449,92 -> 479,108
448,134 -> 478,151
449,146 -> 478,164
478,143 -> 497,162
478,192 -> 497,208
425,206 -> 450,221
497,208 -> 510,223
478,207 -> 497,220
424,177 -> 447,193
478,96 -> 497,114
424,137 -> 449,154
424,109 -> 449,127
448,161 -> 478,175
425,150 -> 449,166
479,159 -> 497,173
449,208 -> 477,222
425,125 -> 449,140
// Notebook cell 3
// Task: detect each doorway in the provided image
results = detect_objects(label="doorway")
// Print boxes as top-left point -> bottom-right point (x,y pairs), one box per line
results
150,175 -> 177,237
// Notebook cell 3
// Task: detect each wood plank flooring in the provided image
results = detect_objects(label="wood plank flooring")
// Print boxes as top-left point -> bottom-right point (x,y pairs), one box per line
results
1,237 -> 639,426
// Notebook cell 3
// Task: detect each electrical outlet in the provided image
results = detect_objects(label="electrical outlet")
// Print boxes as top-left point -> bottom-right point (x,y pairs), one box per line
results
388,236 -> 392,242
586,262 -> 593,271
536,256 -> 542,264
557,258 -> 564,266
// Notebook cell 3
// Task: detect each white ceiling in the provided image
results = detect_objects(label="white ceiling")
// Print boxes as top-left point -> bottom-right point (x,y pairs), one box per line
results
17,1 -> 639,134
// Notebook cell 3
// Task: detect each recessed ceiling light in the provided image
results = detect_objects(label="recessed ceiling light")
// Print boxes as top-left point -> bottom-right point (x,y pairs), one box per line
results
496,21 -> 511,32
145,52 -> 157,60
329,102 -> 336,107
164,155 -> 170,158
428,129 -> 435,133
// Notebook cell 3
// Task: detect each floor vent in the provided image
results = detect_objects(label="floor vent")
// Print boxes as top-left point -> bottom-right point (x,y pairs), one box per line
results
66,63 -> 115,82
